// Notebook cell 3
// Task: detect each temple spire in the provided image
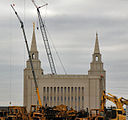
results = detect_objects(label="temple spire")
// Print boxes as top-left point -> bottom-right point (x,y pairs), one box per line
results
30,22 -> 37,51
94,33 -> 100,54
88,33 -> 105,77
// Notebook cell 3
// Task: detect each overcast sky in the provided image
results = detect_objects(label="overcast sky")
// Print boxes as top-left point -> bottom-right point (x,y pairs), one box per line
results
0,0 -> 128,106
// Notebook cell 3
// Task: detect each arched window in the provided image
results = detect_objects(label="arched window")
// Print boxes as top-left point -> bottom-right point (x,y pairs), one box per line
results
96,56 -> 99,61
32,53 -> 36,59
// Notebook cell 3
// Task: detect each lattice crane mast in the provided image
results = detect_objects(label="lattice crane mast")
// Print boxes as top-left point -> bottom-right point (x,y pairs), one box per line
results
31,0 -> 57,75
11,4 -> 42,106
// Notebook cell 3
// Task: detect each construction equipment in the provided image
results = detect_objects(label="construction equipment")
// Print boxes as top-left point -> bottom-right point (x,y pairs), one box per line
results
53,104 -> 68,119
7,106 -> 28,120
11,4 -> 46,120
75,109 -> 89,120
101,91 -> 124,112
50,104 -> 77,120
101,90 -> 126,120
29,105 -> 45,120
75,109 -> 104,120
89,109 -> 104,120
31,0 -> 57,75
67,107 -> 77,119
44,106 -> 58,120
11,4 -> 42,106
119,97 -> 128,106
0,111 -> 7,120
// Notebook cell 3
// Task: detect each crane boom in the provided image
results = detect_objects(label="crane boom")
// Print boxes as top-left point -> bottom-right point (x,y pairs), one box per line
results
32,0 -> 57,75
11,4 -> 42,106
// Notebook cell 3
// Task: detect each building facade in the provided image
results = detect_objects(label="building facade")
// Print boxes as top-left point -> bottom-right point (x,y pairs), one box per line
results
24,25 -> 106,111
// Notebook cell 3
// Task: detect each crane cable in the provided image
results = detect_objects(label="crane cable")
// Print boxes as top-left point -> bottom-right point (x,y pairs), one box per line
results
23,0 -> 26,69
9,4 -> 13,106
46,28 -> 67,75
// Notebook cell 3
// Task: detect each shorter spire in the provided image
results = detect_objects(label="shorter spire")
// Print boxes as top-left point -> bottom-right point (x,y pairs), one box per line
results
30,22 -> 37,51
94,32 -> 100,54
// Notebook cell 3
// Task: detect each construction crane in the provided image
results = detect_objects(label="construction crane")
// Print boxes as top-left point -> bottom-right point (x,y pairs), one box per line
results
31,0 -> 57,75
10,4 -> 42,106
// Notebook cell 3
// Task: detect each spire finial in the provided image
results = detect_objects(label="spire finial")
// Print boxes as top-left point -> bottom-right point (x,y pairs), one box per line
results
30,22 -> 37,51
96,32 -> 98,39
94,32 -> 100,54
33,22 -> 35,31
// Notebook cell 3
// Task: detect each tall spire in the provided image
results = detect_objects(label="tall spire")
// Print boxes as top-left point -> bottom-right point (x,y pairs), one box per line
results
88,33 -> 105,77
94,33 -> 100,54
30,22 -> 37,51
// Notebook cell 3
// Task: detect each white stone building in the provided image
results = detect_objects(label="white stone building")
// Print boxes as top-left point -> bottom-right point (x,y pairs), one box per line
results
24,25 -> 106,111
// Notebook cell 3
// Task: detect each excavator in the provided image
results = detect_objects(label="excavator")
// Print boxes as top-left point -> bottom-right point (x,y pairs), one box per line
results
119,97 -> 128,108
75,90 -> 127,120
101,90 -> 126,120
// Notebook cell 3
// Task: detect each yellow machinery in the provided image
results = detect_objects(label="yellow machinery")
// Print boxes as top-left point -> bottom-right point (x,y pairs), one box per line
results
50,104 -> 77,119
106,108 -> 126,120
75,109 -> 89,120
29,105 -> 45,120
89,109 -> 104,120
0,106 -> 28,120
101,91 -> 124,111
53,104 -> 67,118
52,104 -> 76,119
67,107 -> 77,119
7,106 -> 28,120
0,111 -> 7,120
119,97 -> 128,107
101,90 -> 126,120
75,118 -> 89,120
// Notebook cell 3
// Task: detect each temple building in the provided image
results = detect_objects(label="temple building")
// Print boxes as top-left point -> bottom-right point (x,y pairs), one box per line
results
24,24 -> 106,111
